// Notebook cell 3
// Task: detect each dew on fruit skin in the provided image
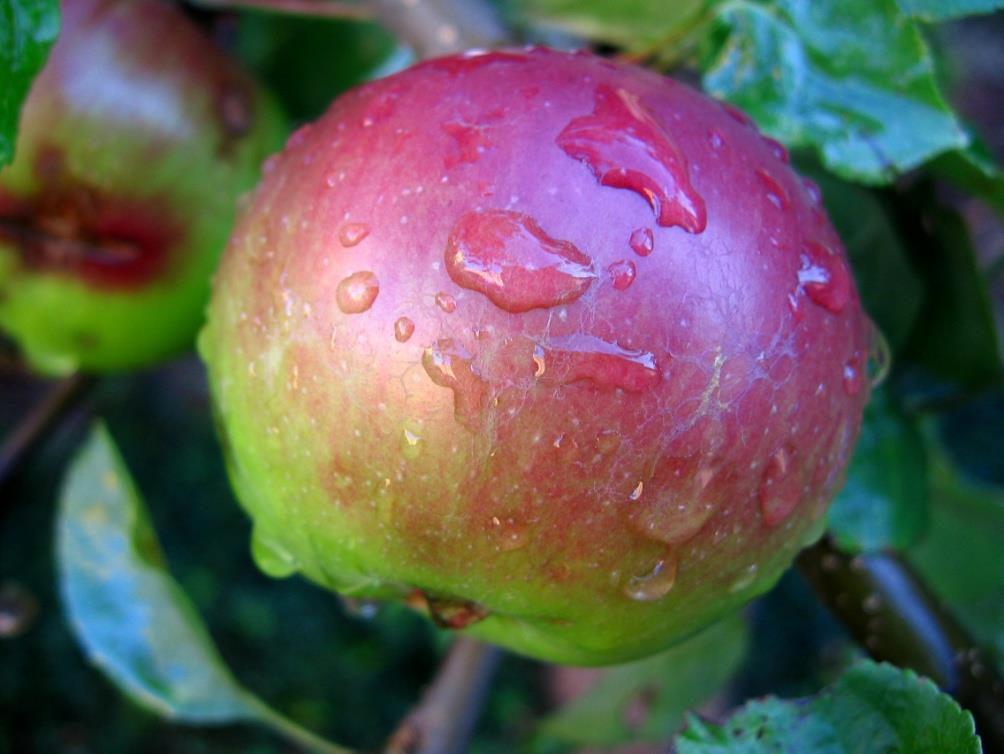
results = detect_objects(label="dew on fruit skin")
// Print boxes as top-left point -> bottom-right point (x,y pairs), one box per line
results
795,242 -> 851,314
629,227 -> 654,257
721,102 -> 753,127
422,339 -> 488,428
435,291 -> 458,313
491,516 -> 529,552
532,344 -> 546,376
623,557 -> 677,601
442,120 -> 493,168
394,316 -> 415,342
336,271 -> 380,314
629,481 -> 644,501
756,168 -> 790,211
802,178 -> 823,206
251,530 -> 299,578
728,564 -> 759,593
445,209 -> 595,313
338,222 -> 370,247
758,447 -> 801,526
535,333 -> 660,392
868,326 -> 891,389
557,85 -> 707,233
708,130 -> 725,150
608,259 -> 637,290
842,354 -> 862,396
761,136 -> 790,163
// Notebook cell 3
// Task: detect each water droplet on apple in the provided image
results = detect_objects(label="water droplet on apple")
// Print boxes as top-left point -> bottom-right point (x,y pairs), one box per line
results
629,481 -> 644,501
721,102 -> 752,127
445,209 -> 595,313
761,136 -> 789,163
336,271 -> 379,313
338,222 -> 370,247
251,530 -> 299,577
756,168 -> 789,211
795,242 -> 850,314
623,557 -> 677,601
422,339 -> 488,428
394,316 -> 415,342
758,447 -> 801,526
709,130 -> 725,150
435,291 -> 458,313
491,516 -> 529,552
535,333 -> 660,392
557,85 -> 706,233
728,563 -> 759,593
608,259 -> 637,290
842,354 -> 862,396
802,178 -> 823,206
401,426 -> 423,458
629,228 -> 654,257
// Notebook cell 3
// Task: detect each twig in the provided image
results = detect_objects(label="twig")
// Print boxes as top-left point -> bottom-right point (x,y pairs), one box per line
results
189,0 -> 375,20
798,536 -> 1004,750
383,638 -> 503,754
369,0 -> 510,58
0,373 -> 92,490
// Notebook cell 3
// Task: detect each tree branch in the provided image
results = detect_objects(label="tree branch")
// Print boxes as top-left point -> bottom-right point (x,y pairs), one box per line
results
188,0 -> 374,19
369,0 -> 510,59
798,536 -> 1004,750
383,637 -> 502,754
0,373 -> 92,491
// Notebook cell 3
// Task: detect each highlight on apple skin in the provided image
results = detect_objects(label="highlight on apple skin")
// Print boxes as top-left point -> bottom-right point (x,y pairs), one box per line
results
0,0 -> 284,375
201,48 -> 874,665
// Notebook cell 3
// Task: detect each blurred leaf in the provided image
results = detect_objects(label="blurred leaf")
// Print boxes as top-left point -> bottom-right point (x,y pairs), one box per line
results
538,614 -> 747,747
807,169 -> 923,351
57,424 -> 351,753
674,660 -> 980,753
0,0 -> 59,165
703,0 -> 969,184
57,423 -> 258,722
932,145 -> 1004,218
902,204 -> 1003,386
233,13 -> 404,123
512,0 -> 713,53
828,389 -> 928,553
909,437 -> 1004,674
897,0 -> 1004,20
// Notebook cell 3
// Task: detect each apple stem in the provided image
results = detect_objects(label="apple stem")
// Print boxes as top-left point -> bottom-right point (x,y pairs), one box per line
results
798,536 -> 1004,749
0,372 -> 92,493
369,0 -> 513,59
383,637 -> 503,754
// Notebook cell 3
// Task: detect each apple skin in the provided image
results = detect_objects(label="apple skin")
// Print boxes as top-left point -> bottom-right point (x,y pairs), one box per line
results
0,0 -> 284,375
201,48 -> 873,665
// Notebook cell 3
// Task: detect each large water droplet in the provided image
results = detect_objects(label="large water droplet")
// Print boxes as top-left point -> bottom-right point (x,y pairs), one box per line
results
435,291 -> 457,313
795,242 -> 850,314
761,136 -> 790,163
336,271 -> 380,314
442,120 -> 493,168
759,447 -> 801,526
394,316 -> 415,342
623,557 -> 677,601
251,531 -> 299,578
629,227 -> 654,257
338,222 -> 370,247
557,85 -> 706,233
445,209 -> 595,313
756,168 -> 790,211
535,333 -> 660,392
422,338 -> 488,428
608,259 -> 637,290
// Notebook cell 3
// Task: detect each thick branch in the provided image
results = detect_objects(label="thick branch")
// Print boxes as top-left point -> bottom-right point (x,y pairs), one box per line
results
798,537 -> 1004,750
383,637 -> 502,754
0,373 -> 92,490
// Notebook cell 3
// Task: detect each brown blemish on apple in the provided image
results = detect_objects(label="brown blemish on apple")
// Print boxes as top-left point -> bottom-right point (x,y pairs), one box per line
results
406,589 -> 489,629
0,147 -> 183,290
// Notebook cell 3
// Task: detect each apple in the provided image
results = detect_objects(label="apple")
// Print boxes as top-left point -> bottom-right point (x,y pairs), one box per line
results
0,0 -> 284,375
201,48 -> 873,664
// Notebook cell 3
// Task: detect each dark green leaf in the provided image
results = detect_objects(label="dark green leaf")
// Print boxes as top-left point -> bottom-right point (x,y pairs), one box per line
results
898,0 -> 1004,20
0,0 -> 59,166
675,660 -> 980,753
57,424 -> 258,722
513,0 -> 712,54
901,204 -> 1002,386
806,168 -> 923,351
828,389 -> 928,552
703,0 -> 969,184
538,614 -> 747,746
909,439 -> 1004,674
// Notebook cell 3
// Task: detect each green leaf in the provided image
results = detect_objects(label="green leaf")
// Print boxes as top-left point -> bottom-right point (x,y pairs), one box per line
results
909,439 -> 1004,674
703,0 -> 969,184
57,424 -> 352,753
902,204 -> 1003,386
513,0 -> 713,54
57,424 -> 258,722
0,0 -> 60,166
538,614 -> 747,747
897,0 -> 1004,20
828,389 -> 928,553
806,168 -> 923,351
675,660 -> 981,753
